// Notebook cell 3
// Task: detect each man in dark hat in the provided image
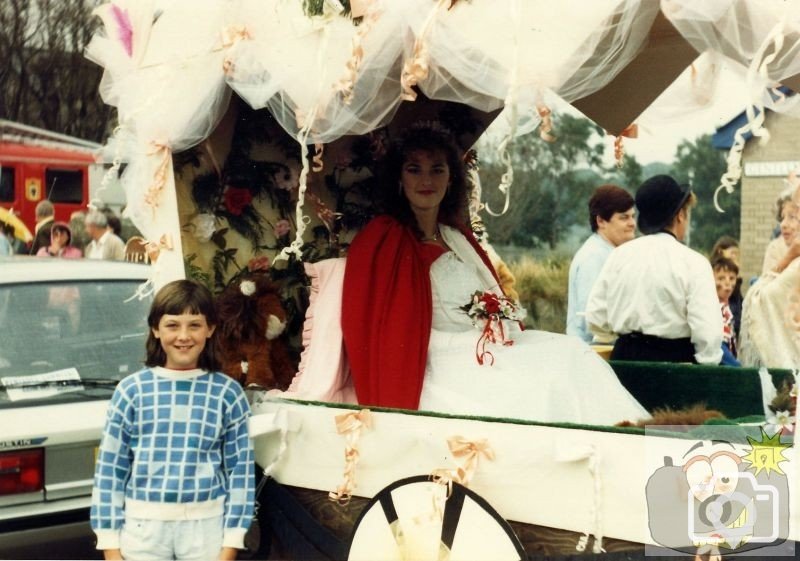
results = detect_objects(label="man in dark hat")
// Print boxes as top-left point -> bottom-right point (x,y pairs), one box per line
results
585,175 -> 722,364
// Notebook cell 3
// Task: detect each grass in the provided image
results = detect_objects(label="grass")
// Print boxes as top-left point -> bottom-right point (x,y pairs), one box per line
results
508,255 -> 570,333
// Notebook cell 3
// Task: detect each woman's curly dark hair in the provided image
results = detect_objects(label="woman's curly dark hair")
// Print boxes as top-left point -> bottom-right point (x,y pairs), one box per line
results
378,123 -> 470,234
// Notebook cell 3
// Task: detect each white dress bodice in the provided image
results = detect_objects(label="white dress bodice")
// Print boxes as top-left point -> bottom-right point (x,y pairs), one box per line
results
430,251 -> 492,333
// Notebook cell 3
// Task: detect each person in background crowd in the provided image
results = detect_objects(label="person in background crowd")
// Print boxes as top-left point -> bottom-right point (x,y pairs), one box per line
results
101,206 -> 124,240
29,200 -> 55,255
762,194 -> 798,275
711,256 -> 741,366
566,184 -> 635,343
36,222 -> 82,259
739,192 -> 800,368
68,211 -> 90,252
0,222 -> 13,256
710,235 -> 743,338
84,209 -> 126,261
586,175 -> 723,364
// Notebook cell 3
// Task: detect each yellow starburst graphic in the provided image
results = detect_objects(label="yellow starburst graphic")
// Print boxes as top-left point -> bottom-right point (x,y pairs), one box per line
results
742,428 -> 790,476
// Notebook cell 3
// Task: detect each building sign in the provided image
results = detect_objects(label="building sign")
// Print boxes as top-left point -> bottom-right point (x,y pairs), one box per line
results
743,161 -> 800,177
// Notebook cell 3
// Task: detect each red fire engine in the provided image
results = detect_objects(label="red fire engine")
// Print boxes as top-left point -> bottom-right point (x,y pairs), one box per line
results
0,120 -> 106,240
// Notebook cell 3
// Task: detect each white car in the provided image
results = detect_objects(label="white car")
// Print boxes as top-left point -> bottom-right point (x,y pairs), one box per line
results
0,257 -> 152,558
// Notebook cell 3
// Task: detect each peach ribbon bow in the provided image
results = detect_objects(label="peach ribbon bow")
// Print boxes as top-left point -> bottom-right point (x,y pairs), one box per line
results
329,409 -> 373,505
143,142 -> 172,211
537,104 -> 556,143
400,0 -> 449,101
145,233 -> 173,263
220,25 -> 252,76
613,124 -> 638,168
431,436 -> 495,495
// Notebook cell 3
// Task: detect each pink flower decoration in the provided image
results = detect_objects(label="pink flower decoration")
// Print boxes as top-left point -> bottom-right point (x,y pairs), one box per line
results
274,167 -> 298,191
273,219 -> 291,238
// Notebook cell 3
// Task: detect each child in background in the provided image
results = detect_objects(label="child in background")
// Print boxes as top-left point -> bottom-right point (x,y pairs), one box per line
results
712,256 -> 741,367
710,235 -> 743,338
90,280 -> 254,561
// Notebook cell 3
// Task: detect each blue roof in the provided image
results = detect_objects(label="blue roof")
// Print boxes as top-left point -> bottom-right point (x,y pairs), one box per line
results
711,110 -> 756,150
711,85 -> 794,150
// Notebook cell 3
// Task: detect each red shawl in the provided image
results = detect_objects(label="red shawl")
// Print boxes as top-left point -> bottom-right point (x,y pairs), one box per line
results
342,215 -> 501,410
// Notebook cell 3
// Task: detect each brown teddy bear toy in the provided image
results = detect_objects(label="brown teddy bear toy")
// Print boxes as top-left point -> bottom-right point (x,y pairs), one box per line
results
216,274 -> 295,390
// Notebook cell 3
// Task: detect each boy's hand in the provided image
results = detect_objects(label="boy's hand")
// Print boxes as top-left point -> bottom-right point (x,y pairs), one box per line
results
103,549 -> 124,560
218,546 -> 238,561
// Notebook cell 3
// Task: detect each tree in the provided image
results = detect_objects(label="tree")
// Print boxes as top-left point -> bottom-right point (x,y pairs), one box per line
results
615,152 -> 643,190
670,134 -> 736,254
480,112 -> 608,249
0,0 -> 112,142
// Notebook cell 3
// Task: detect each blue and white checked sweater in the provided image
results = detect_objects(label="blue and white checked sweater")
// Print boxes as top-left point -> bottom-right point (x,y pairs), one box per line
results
90,367 -> 255,550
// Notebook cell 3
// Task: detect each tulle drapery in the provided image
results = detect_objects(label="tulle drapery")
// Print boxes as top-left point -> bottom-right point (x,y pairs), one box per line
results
84,0 -> 800,289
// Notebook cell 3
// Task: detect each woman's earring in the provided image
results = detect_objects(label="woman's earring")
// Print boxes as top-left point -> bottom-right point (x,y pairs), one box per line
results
398,181 -> 403,195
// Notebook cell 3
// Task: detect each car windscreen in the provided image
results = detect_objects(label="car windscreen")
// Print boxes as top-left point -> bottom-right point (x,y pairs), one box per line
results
0,279 -> 152,407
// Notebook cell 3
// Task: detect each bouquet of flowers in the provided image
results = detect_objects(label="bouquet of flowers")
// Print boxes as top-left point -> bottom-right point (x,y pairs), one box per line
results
460,291 -> 526,365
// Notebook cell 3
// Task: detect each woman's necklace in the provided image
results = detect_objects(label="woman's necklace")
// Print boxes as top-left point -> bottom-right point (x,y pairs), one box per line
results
421,227 -> 441,242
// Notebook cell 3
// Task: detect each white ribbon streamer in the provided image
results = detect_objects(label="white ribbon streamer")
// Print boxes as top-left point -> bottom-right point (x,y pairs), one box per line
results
556,443 -> 605,554
484,0 -> 520,218
715,19 -> 787,213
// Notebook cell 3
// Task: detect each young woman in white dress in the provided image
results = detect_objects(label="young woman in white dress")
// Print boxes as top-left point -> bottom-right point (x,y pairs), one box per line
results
341,124 -> 648,425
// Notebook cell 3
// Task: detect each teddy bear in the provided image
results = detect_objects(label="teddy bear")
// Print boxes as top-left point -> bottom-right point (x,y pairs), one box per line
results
215,274 -> 296,390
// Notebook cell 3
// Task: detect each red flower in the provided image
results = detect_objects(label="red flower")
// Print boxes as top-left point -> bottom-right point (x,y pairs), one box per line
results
248,255 -> 270,272
224,186 -> 253,216
481,294 -> 501,314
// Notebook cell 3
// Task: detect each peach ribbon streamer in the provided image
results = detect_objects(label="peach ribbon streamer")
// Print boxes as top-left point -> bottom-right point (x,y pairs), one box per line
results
613,123 -> 638,168
306,191 -> 342,232
401,41 -> 429,101
335,7 -> 379,105
312,143 -> 325,172
220,25 -> 252,76
537,104 -> 556,143
143,142 -> 172,211
401,0 -> 448,101
431,436 -> 495,496
329,409 -> 373,505
144,233 -> 173,263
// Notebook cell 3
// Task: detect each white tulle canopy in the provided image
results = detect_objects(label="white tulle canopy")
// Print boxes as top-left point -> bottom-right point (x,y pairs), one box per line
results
85,0 -> 800,287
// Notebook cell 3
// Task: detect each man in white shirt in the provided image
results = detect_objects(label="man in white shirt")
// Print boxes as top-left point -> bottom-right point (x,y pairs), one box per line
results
585,175 -> 723,364
566,185 -> 635,342
84,209 -> 126,261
